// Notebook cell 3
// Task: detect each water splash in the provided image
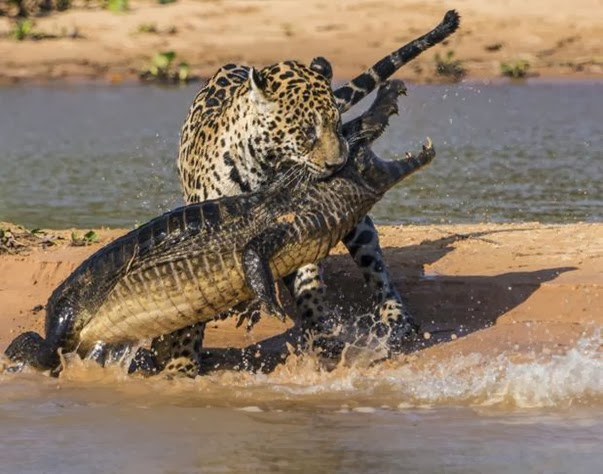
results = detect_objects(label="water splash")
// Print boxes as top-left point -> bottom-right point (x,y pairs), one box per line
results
1,328 -> 601,411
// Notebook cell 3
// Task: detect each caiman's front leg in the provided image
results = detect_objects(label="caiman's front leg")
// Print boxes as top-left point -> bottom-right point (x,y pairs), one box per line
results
242,237 -> 287,322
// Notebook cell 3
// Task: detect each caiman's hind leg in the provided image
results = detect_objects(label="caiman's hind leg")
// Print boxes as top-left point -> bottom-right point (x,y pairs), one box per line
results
342,80 -> 407,148
333,10 -> 460,113
4,331 -> 60,372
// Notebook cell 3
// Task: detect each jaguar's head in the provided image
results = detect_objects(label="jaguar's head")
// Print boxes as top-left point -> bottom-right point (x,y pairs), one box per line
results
247,58 -> 348,179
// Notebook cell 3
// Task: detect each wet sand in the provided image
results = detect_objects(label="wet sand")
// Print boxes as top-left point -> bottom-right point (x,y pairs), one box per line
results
1,222 -> 600,372
0,0 -> 602,84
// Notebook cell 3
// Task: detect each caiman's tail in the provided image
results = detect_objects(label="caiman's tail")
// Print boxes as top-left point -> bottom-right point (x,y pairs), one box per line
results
4,331 -> 60,372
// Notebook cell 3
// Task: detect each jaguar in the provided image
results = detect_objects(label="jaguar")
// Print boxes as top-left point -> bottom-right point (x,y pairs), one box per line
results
153,10 -> 460,376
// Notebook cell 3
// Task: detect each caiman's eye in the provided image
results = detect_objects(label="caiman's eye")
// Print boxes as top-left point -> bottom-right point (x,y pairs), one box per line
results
304,126 -> 317,146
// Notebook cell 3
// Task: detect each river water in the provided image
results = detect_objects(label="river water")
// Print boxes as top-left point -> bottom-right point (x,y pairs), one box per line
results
0,81 -> 601,229
0,329 -> 601,473
0,81 -> 602,472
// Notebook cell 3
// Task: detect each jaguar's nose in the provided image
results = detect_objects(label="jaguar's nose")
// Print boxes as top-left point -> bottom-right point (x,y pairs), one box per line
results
325,139 -> 349,172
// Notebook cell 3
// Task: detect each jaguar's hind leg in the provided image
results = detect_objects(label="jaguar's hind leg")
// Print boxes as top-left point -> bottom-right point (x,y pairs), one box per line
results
128,347 -> 160,375
4,331 -> 60,372
150,323 -> 206,378
283,263 -> 331,333
283,263 -> 348,357
287,80 -> 416,354
343,216 -> 419,350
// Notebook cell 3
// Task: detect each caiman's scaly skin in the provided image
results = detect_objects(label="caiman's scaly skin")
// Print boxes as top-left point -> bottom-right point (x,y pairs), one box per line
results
4,81 -> 436,374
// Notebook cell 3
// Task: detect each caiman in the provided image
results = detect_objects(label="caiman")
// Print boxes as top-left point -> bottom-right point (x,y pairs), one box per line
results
4,80 -> 436,373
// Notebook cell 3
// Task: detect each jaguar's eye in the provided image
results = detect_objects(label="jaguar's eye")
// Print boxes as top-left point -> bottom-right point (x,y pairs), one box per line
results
304,126 -> 317,145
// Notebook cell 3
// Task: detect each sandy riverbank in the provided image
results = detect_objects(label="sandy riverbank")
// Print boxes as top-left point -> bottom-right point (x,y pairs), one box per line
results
0,0 -> 602,84
1,222 -> 600,372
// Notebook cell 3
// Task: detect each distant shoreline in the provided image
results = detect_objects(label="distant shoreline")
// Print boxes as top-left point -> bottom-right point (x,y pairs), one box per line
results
1,0 -> 601,86
3,74 -> 603,89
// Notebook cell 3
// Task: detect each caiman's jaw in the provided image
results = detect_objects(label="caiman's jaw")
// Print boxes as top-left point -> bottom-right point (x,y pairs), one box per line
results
355,138 -> 436,194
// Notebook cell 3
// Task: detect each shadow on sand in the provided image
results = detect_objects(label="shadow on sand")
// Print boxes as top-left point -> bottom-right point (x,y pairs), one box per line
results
198,229 -> 576,374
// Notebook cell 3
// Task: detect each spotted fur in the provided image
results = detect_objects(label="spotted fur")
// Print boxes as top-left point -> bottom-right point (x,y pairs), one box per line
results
178,60 -> 347,203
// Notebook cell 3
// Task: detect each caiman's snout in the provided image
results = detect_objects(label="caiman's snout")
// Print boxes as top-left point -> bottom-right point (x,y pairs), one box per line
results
361,138 -> 436,193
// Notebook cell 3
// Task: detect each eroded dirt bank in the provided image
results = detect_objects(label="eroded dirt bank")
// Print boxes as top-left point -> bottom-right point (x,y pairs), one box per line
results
1,222 -> 600,369
0,0 -> 602,84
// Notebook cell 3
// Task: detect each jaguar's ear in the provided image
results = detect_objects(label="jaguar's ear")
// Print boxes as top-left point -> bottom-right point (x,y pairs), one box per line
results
310,56 -> 333,82
249,67 -> 271,103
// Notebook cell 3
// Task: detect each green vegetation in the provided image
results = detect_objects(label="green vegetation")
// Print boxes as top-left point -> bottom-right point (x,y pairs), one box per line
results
500,59 -> 531,79
10,18 -> 59,41
177,61 -> 190,82
137,23 -> 158,34
157,0 -> 177,4
149,50 -> 176,76
105,0 -> 129,13
434,50 -> 467,82
71,230 -> 99,246
0,224 -> 59,254
139,50 -> 193,84
11,18 -> 34,40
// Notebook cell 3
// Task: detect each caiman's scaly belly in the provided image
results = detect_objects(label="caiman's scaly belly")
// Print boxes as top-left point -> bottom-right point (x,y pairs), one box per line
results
79,252 -> 250,347
76,230 -> 339,348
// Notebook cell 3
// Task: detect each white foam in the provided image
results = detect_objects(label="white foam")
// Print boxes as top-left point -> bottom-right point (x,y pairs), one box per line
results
225,328 -> 602,409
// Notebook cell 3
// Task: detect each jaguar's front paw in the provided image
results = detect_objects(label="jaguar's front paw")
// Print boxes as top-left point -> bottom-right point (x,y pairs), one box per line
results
385,318 -> 420,354
376,300 -> 420,352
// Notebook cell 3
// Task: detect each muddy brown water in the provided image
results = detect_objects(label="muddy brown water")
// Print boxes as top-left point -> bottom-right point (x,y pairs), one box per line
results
0,81 -> 602,472
0,331 -> 601,473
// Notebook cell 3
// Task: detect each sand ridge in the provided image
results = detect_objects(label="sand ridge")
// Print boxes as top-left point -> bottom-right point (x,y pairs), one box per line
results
0,223 -> 600,370
0,0 -> 602,83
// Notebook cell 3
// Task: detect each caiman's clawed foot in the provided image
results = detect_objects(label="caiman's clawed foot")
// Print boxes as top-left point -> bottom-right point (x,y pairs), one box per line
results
258,299 -> 287,323
375,79 -> 407,116
343,78 -> 408,144
232,300 -> 262,331
4,331 -> 60,372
